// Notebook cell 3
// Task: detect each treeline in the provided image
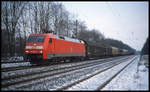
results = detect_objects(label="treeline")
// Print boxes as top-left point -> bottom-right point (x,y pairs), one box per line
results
102,38 -> 136,53
1,1 -> 135,57
141,37 -> 149,55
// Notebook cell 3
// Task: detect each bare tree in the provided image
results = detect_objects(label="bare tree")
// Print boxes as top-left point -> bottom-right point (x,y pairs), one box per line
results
2,1 -> 27,56
2,2 -> 11,56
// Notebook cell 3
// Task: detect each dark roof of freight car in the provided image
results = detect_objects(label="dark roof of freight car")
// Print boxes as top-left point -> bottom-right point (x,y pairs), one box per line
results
84,41 -> 112,48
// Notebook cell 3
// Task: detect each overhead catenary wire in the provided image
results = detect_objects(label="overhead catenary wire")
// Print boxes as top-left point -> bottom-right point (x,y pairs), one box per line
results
105,2 -> 124,32
105,2 -> 122,37
105,2 -> 134,46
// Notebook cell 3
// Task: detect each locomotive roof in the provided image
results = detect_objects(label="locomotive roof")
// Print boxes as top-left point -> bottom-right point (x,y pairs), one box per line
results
29,33 -> 84,44
55,35 -> 83,44
29,33 -> 55,38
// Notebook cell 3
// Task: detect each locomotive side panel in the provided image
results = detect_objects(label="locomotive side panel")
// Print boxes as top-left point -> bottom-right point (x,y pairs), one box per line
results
48,38 -> 86,58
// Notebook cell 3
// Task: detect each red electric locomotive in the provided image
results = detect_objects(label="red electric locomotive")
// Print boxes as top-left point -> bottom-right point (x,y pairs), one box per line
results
25,33 -> 86,64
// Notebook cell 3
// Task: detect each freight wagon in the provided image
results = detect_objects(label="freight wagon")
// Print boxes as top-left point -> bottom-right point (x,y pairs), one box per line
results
111,46 -> 120,56
84,41 -> 112,59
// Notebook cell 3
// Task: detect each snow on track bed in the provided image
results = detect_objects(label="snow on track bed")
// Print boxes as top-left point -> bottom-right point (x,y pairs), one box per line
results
102,55 -> 149,90
1,56 -> 123,72
2,59 -> 114,87
1,62 -> 31,69
1,65 -> 33,72
1,61 -> 28,64
2,56 -> 129,89
63,56 -> 137,90
2,56 -> 125,79
1,56 -> 133,91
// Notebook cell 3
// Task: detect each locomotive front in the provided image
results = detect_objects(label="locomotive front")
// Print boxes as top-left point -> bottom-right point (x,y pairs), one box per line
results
24,34 -> 47,64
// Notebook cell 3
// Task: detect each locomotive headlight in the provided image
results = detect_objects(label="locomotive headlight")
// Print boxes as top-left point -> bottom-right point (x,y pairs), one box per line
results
36,46 -> 43,49
25,51 -> 29,53
40,51 -> 43,53
26,46 -> 32,49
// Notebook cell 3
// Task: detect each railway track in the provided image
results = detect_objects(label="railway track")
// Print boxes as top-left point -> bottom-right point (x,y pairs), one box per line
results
1,60 -> 80,72
2,56 -> 127,87
1,61 -> 27,64
2,56 -> 132,90
1,56 -> 124,73
59,56 -> 137,91
96,57 -> 136,90
20,56 -> 134,90
2,66 -> 31,72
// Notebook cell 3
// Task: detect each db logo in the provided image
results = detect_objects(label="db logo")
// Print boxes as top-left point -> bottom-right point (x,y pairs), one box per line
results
33,46 -> 36,49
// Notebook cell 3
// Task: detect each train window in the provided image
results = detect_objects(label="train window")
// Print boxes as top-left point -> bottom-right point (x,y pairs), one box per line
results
27,36 -> 45,42
49,38 -> 52,43
59,36 -> 65,39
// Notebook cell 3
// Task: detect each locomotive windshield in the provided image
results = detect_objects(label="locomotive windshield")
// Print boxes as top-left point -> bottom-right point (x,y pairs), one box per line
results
27,36 -> 45,42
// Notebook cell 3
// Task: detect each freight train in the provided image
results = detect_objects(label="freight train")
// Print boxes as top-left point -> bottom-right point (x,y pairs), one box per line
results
24,33 -> 133,64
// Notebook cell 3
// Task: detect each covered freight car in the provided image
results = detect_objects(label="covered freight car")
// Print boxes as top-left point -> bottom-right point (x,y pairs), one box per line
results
111,46 -> 120,56
121,49 -> 128,55
84,41 -> 112,59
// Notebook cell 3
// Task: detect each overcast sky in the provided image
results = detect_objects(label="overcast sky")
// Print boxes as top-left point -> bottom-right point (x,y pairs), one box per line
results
61,1 -> 148,51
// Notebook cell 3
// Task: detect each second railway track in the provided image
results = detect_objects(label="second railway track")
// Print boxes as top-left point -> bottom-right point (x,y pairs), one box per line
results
2,55 -> 133,90
1,56 -> 124,72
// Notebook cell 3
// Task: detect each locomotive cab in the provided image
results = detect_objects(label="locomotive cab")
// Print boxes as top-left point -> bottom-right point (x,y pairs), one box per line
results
25,34 -> 54,63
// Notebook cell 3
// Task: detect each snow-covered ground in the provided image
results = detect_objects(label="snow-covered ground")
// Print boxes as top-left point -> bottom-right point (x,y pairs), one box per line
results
66,55 -> 148,91
2,56 -> 130,91
1,56 -> 27,68
1,57 -> 110,79
1,62 -> 31,69
102,55 -> 149,90
2,55 -> 148,91
1,56 -> 31,68
0,56 -> 109,69
66,55 -> 137,90
1,56 -> 24,62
